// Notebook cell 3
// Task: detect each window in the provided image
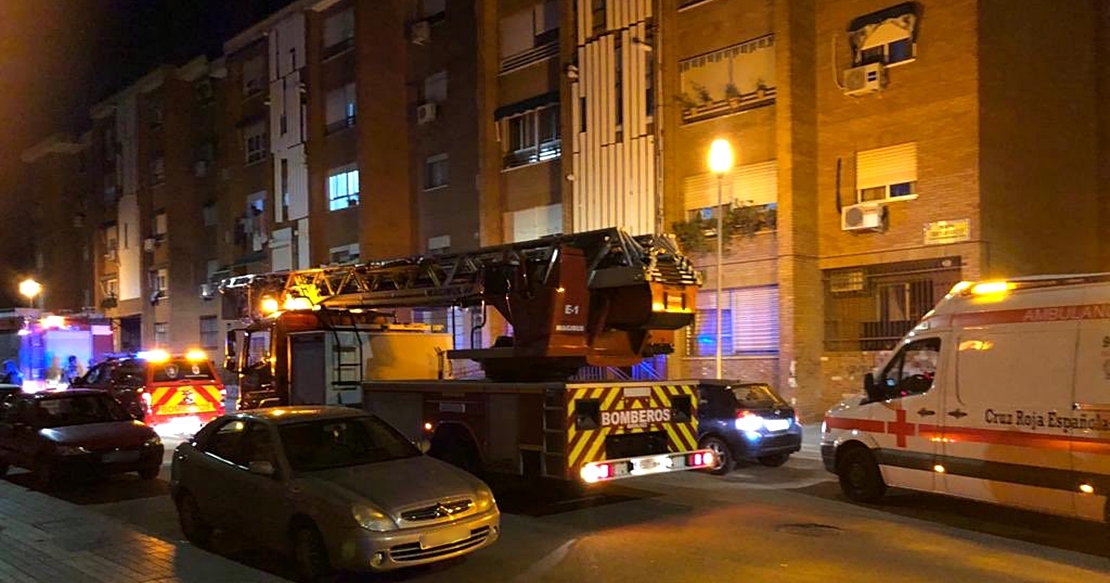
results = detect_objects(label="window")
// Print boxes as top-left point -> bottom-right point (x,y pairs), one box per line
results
874,338 -> 940,400
104,176 -> 118,204
154,211 -> 167,237
325,83 -> 357,133
686,286 -> 779,357
323,7 -> 355,58
245,122 -> 267,164
153,322 -> 168,347
499,1 -> 559,70
329,243 -> 359,264
645,27 -> 655,118
507,204 -> 562,243
150,156 -> 165,185
850,6 -> 919,67
328,166 -> 360,211
151,268 -> 168,295
856,142 -> 917,202
206,259 -> 220,280
200,316 -> 219,350
104,278 -> 119,298
203,203 -> 217,227
242,56 -> 265,97
684,160 -> 778,218
423,71 -> 448,104
591,0 -> 606,33
614,39 -> 623,128
503,104 -> 561,169
200,419 -> 249,466
422,0 -> 446,18
824,258 -> 961,351
148,96 -> 164,128
424,154 -> 449,190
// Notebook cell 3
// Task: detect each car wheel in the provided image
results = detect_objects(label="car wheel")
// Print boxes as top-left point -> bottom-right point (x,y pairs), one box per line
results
138,465 -> 160,480
758,453 -> 790,467
292,524 -> 334,583
177,491 -> 213,548
699,436 -> 734,475
837,447 -> 887,503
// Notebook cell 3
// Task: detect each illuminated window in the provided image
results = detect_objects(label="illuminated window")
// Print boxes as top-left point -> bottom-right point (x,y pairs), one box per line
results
850,4 -> 919,66
686,287 -> 779,357
325,83 -> 357,133
328,166 -> 360,211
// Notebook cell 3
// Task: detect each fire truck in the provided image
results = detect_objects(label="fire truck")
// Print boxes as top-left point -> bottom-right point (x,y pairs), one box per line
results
219,228 -> 719,482
0,310 -> 115,390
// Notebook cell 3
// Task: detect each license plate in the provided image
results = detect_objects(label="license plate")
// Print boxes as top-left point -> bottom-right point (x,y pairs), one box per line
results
765,419 -> 791,432
419,525 -> 470,550
102,450 -> 140,463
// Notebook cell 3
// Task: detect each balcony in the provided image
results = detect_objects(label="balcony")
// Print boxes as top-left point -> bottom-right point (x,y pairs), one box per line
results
499,42 -> 558,75
323,37 -> 355,61
502,139 -> 561,170
326,115 -> 357,135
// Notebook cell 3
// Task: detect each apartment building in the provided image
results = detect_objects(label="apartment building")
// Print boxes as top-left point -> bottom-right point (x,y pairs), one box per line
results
19,134 -> 95,312
19,0 -> 1109,417
83,58 -> 223,353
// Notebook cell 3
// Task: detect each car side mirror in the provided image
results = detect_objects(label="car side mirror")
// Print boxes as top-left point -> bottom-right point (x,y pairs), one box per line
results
248,460 -> 276,477
417,438 -> 431,454
863,372 -> 884,403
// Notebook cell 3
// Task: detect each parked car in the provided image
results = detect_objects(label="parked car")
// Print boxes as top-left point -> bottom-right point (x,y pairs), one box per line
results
170,406 -> 500,581
0,383 -> 20,406
0,389 -> 163,488
73,350 -> 225,428
696,381 -> 802,474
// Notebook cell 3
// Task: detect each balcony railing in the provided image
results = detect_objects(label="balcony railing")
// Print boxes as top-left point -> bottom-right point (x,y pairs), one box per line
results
326,115 -> 357,135
323,37 -> 355,61
499,42 -> 558,75
502,139 -> 561,169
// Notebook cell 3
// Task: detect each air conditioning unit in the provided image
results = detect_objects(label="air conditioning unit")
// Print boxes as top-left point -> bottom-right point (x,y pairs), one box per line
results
104,248 -> 117,262
417,103 -> 438,125
411,21 -> 431,45
143,237 -> 157,252
199,283 -> 215,300
843,63 -> 886,96
841,203 -> 885,232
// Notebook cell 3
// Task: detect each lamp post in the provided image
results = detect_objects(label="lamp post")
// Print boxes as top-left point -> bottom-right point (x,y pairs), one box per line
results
707,139 -> 733,378
19,278 -> 42,310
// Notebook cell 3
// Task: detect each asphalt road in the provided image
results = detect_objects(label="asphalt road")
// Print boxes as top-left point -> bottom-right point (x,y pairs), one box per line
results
6,436 -> 1110,582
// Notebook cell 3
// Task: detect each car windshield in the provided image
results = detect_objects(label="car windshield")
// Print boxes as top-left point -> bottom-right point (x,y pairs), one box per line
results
34,395 -> 131,428
278,416 -> 421,472
729,384 -> 787,408
150,358 -> 215,383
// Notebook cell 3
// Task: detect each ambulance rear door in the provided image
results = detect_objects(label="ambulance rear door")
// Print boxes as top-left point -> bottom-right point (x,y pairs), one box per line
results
1071,292 -> 1110,522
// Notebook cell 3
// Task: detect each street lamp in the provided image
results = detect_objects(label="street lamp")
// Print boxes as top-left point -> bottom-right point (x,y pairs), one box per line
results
19,278 -> 42,309
707,139 -> 734,378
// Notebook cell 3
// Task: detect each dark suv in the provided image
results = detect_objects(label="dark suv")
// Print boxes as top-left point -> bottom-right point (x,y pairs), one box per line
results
696,381 -> 802,474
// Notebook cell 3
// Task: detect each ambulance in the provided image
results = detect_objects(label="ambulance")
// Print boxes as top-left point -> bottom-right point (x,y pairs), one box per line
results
821,273 -> 1110,523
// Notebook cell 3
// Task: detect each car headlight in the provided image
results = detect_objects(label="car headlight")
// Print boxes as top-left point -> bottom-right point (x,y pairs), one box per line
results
474,487 -> 497,513
735,411 -> 765,433
55,445 -> 90,456
352,504 -> 397,532
144,435 -> 162,447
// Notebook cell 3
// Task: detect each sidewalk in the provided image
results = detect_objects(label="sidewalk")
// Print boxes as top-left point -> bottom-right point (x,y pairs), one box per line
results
0,479 -> 288,583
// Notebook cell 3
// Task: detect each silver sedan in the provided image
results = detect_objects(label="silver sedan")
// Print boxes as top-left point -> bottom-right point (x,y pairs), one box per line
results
169,406 -> 500,580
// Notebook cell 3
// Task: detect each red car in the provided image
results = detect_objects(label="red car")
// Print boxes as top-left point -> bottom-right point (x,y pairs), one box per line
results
0,389 -> 163,488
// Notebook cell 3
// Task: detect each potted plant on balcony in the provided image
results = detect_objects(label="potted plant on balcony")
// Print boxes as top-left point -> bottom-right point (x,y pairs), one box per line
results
725,82 -> 742,108
755,78 -> 770,99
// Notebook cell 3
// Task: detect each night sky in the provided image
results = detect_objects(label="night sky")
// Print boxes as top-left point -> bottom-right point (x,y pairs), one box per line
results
0,0 -> 294,305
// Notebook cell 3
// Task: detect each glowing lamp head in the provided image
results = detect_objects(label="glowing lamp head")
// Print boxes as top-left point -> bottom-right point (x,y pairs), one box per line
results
971,281 -> 1012,295
19,278 -> 42,300
260,297 -> 280,314
40,315 -> 65,329
283,296 -> 312,311
137,349 -> 170,363
1080,483 -> 1095,494
185,349 -> 208,362
708,139 -> 734,175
